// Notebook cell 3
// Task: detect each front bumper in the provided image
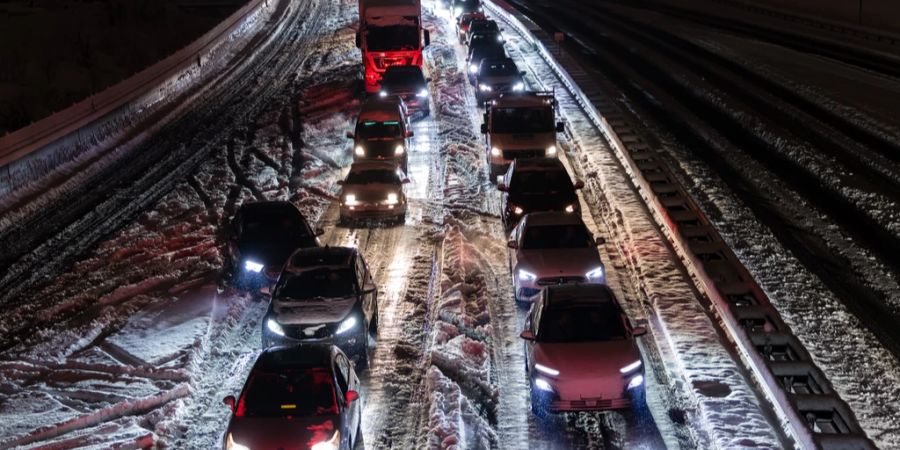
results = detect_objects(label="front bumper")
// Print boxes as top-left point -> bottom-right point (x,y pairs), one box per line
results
531,373 -> 644,412
341,202 -> 407,220
262,327 -> 365,356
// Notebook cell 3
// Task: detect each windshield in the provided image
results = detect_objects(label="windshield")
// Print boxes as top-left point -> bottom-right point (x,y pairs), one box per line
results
490,107 -> 554,134
470,21 -> 499,34
482,60 -> 518,77
366,25 -> 420,51
511,170 -> 573,194
470,32 -> 501,46
521,224 -> 592,249
277,268 -> 356,299
538,305 -> 627,342
237,369 -> 338,417
345,169 -> 400,185
242,215 -> 308,240
357,121 -> 402,140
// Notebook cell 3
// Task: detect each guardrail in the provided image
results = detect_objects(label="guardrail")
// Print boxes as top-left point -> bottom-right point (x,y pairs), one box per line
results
482,0 -> 878,448
0,0 -> 279,194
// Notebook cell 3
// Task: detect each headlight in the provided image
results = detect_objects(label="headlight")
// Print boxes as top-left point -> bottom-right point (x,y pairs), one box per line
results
627,374 -> 644,390
385,193 -> 399,205
585,266 -> 604,280
619,359 -> 642,374
512,81 -> 525,91
379,91 -> 388,97
311,430 -> 341,450
225,433 -> 250,450
479,83 -> 492,92
394,145 -> 405,155
355,145 -> 365,157
266,319 -> 285,337
535,363 -> 559,376
335,316 -> 358,335
469,64 -> 478,73
416,88 -> 428,98
497,35 -> 504,42
564,204 -> 576,213
244,260 -> 264,273
344,194 -> 359,206
518,269 -> 537,281
534,378 -> 553,392
512,206 -> 524,215
490,147 -> 501,157
545,145 -> 558,156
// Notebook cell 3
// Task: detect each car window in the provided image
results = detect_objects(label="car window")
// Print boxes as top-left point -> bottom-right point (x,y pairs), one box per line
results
277,268 -> 357,299
357,121 -> 403,140
345,169 -> 401,185
531,298 -> 543,335
490,107 -> 554,134
237,369 -> 338,417
355,255 -> 367,288
521,224 -> 592,250
334,356 -> 349,396
538,305 -> 627,343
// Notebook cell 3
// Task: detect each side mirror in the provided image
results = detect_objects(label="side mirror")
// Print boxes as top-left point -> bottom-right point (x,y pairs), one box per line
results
555,121 -> 565,133
480,123 -> 488,134
520,71 -> 527,77
223,395 -> 236,411
573,180 -> 584,190
632,326 -> 647,337
594,236 -> 606,245
336,180 -> 344,185
423,29 -> 431,47
520,330 -> 535,340
497,183 -> 508,192
355,32 -> 361,49
259,286 -> 271,296
426,77 -> 433,83
346,390 -> 359,406
402,178 -> 411,184
363,282 -> 377,293
315,228 -> 325,236
346,131 -> 354,139
406,130 -> 414,138
507,239 -> 518,249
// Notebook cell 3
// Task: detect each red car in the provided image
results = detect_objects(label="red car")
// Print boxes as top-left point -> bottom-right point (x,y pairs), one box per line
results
521,284 -> 647,416
456,11 -> 486,44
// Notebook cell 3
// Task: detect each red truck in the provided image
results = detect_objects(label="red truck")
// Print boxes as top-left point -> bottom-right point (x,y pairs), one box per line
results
356,0 -> 430,93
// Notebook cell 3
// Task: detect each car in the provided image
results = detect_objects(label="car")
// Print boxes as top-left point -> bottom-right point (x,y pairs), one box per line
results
473,57 -> 525,103
339,162 -> 410,225
378,65 -> 431,117
465,19 -> 500,45
498,158 -> 584,230
262,246 -> 378,367
456,11 -> 487,44
221,345 -> 363,450
466,28 -> 503,49
347,96 -> 413,172
521,284 -> 647,416
222,201 -> 323,292
451,0 -> 481,19
467,40 -> 507,84
507,211 -> 606,303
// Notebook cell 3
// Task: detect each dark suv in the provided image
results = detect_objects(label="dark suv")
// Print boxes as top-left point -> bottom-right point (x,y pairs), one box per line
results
498,158 -> 584,230
222,201 -> 322,292
261,247 -> 378,367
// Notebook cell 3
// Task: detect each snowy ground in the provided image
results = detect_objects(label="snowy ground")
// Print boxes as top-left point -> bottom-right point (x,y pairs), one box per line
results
0,0 -> 827,449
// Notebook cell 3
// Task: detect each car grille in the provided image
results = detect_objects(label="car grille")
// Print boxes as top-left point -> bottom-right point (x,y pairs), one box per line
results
552,397 -> 630,411
374,56 -> 414,70
285,324 -> 332,340
537,276 -> 586,286
502,149 -> 544,159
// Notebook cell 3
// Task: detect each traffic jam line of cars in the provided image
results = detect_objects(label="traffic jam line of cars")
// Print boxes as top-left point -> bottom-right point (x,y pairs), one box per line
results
218,0 -> 649,448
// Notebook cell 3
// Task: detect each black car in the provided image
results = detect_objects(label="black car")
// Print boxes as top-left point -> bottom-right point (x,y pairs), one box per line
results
379,66 -> 431,117
498,158 -> 584,230
262,247 -> 378,367
221,345 -> 363,450
465,22 -> 502,47
467,41 -> 507,84
223,201 -> 322,292
474,57 -> 525,103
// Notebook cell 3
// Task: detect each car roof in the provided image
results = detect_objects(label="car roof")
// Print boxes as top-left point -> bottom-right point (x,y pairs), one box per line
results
239,201 -> 300,216
359,98 -> 404,122
256,345 -> 335,370
347,161 -> 401,173
288,246 -> 355,270
512,158 -> 566,172
491,91 -> 556,108
544,284 -> 618,308
523,211 -> 585,226
481,56 -> 515,66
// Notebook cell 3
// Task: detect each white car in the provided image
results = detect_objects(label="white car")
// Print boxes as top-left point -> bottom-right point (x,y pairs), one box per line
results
339,162 -> 410,225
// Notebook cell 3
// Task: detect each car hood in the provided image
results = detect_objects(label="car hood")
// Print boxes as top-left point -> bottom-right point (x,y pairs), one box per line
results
355,139 -> 404,158
479,74 -> 520,85
341,184 -> 403,202
517,248 -> 602,277
238,237 -> 315,267
490,132 -> 555,150
227,415 -> 342,449
273,297 -> 357,325
532,340 -> 641,399
382,84 -> 425,96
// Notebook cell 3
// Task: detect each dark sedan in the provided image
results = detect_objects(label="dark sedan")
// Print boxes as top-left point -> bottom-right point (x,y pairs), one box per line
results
221,345 -> 363,450
498,158 -> 584,230
378,65 -> 431,117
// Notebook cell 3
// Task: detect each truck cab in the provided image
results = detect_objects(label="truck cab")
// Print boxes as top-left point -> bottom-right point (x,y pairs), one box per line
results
347,97 -> 412,172
480,91 -> 565,181
356,0 -> 431,93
